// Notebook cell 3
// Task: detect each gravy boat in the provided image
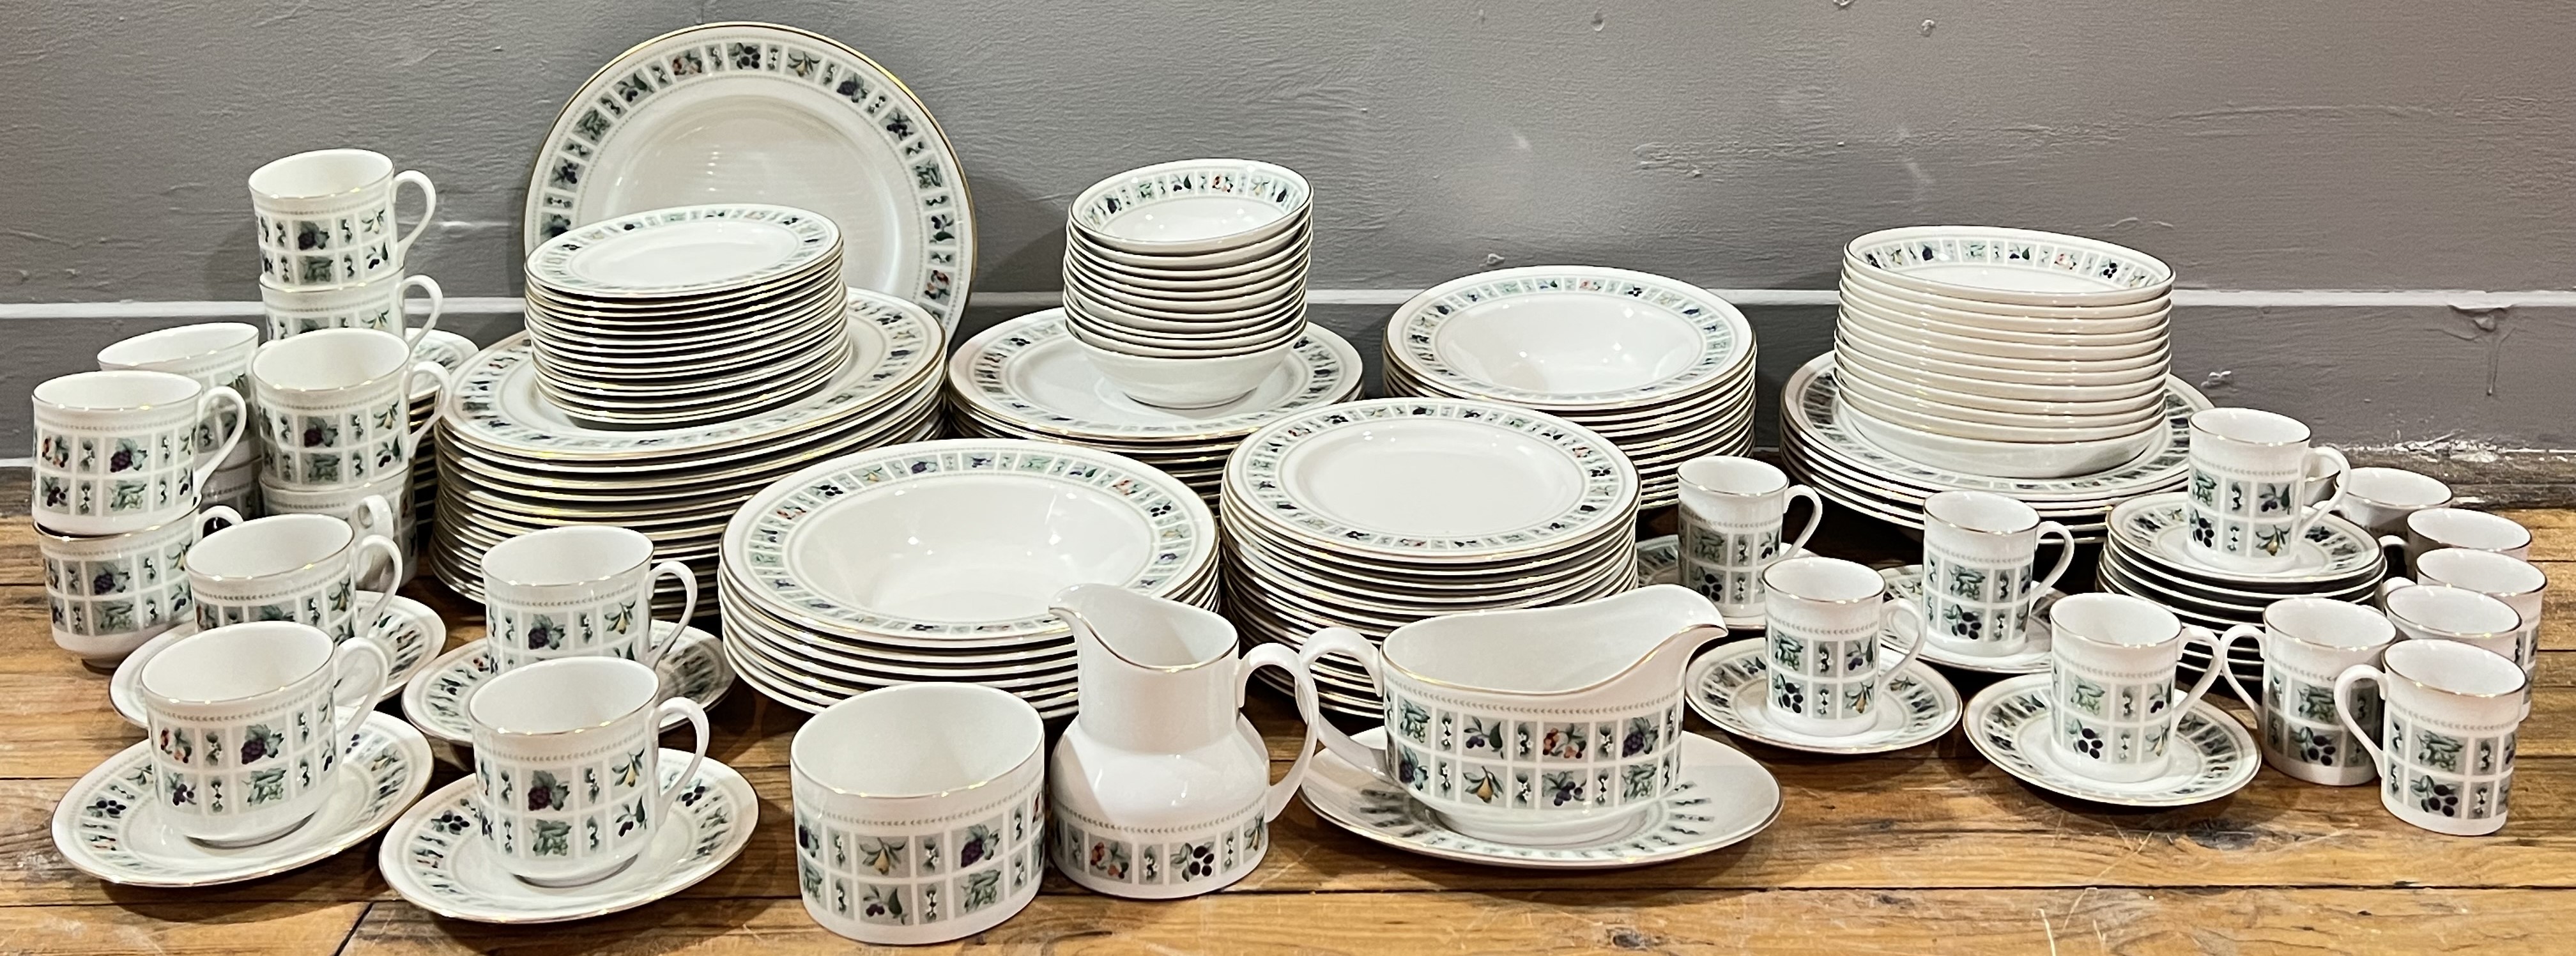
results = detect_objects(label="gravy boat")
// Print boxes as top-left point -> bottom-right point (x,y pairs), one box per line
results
1298,584 -> 1728,845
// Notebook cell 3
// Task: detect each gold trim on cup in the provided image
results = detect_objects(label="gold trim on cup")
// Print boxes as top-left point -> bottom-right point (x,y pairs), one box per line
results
2383,644 -> 2529,700
2189,408 -> 2312,447
469,659 -> 664,738
2384,585 -> 2524,642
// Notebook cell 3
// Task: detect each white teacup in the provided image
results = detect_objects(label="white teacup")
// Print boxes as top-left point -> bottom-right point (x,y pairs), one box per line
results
480,526 -> 698,672
1919,490 -> 2073,657
137,621 -> 388,845
263,272 -> 443,344
96,323 -> 264,475
2337,467 -> 2451,538
1761,556 -> 1926,737
249,148 -> 435,289
2336,639 -> 2527,836
2405,549 -> 2546,637
2220,599 -> 2396,785
189,504 -> 401,645
261,470 -> 417,587
40,507 -> 242,661
2376,580 -> 2534,675
251,328 -> 450,490
31,371 -> 247,536
793,683 -> 1046,945
1678,455 -> 1821,619
2045,593 -> 2227,784
2404,508 -> 2532,571
467,657 -> 709,886
2184,408 -> 2348,570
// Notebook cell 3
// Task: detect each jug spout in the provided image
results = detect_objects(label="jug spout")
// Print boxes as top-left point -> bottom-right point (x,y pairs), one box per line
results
1379,584 -> 1729,698
1051,584 -> 1241,752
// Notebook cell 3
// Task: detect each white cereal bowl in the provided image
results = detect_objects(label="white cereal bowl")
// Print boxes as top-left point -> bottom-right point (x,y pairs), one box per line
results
1837,307 -> 2166,362
1068,220 -> 1310,274
1837,321 -> 2170,374
1064,300 -> 1305,353
1841,399 -> 2163,479
1841,273 -> 2170,323
1844,226 -> 2173,308
1839,387 -> 2161,443
1836,369 -> 2165,430
1069,159 -> 1312,254
1064,263 -> 1307,316
1079,338 -> 1295,409
1833,344 -> 2166,404
1070,233 -> 1311,289
1836,332 -> 2165,388
1838,285 -> 2170,343
1068,253 -> 1309,304
1061,273 -> 1307,325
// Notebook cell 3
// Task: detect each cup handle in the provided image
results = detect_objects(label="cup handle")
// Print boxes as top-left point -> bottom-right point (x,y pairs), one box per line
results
2292,447 -> 2352,543
2377,534 -> 2409,578
2376,576 -> 2414,612
402,362 -> 454,458
640,560 -> 698,667
392,169 -> 438,259
188,385 -> 248,497
197,505 -> 244,536
1238,642 -> 1322,821
1779,484 -> 1824,560
352,534 -> 403,634
648,697 -> 711,835
325,635 -> 392,748
399,275 -> 444,347
2216,624 -> 2265,713
2026,520 -> 2077,596
2168,626 -> 2230,742
1296,627 -> 1389,783
1874,600 -> 1928,681
2334,664 -> 2389,775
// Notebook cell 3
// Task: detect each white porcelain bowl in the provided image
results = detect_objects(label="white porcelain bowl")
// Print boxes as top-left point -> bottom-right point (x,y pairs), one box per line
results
1064,300 -> 1305,353
1064,264 -> 1306,316
1841,399 -> 2162,479
1836,333 -> 2165,387
1079,338 -> 1295,408
1843,226 -> 2173,308
1067,254 -> 1309,304
1841,272 -> 2170,323
1060,288 -> 1308,337
1830,357 -> 2165,419
1836,368 -> 2164,430
1834,344 -> 2167,404
1837,321 -> 2170,374
1837,290 -> 2168,348
1068,220 -> 1310,275
1837,307 -> 2166,362
1068,159 -> 1312,255
1839,387 -> 2160,443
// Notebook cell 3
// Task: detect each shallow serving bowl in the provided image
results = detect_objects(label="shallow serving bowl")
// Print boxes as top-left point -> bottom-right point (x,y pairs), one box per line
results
1843,225 -> 2173,309
1837,307 -> 2165,362
1836,320 -> 2170,374
1836,332 -> 2165,387
1840,399 -> 2163,479
1068,159 -> 1312,255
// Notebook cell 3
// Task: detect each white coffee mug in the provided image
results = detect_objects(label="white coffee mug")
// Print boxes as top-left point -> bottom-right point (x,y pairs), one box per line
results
1761,556 -> 1926,737
251,328 -> 450,490
188,504 -> 401,646
792,683 -> 1046,945
2184,408 -> 2348,570
1919,491 -> 2073,657
96,323 -> 264,475
2336,639 -> 2527,836
2404,508 -> 2533,572
248,148 -> 435,288
2046,593 -> 2227,783
2337,467 -> 2451,538
137,621 -> 388,845
2376,580 -> 2534,675
31,371 -> 247,536
40,506 -> 243,661
480,526 -> 697,672
263,272 -> 443,344
1678,455 -> 1821,619
2405,548 -> 2546,636
2220,598 -> 2396,786
467,656 -> 709,886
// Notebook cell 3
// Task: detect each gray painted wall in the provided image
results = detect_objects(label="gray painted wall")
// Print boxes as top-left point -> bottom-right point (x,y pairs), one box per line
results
5,1 -> 2573,451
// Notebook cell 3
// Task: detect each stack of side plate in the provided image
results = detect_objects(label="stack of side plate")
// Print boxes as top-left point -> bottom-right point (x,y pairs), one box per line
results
2097,491 -> 2388,685
943,309 -> 1361,505
428,289 -> 946,611
1222,398 -> 1641,717
716,439 -> 1220,718
407,330 -> 477,543
1381,266 -> 1758,509
521,204 -> 852,428
1780,354 -> 2211,544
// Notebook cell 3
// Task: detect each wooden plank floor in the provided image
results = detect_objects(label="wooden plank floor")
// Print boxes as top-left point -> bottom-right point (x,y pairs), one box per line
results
3,504 -> 2570,954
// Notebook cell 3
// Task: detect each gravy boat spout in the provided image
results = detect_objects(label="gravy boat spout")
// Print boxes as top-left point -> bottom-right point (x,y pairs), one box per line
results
1380,585 -> 1730,698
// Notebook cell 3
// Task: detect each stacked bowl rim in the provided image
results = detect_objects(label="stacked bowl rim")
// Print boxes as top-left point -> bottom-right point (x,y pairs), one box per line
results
1843,225 -> 2174,309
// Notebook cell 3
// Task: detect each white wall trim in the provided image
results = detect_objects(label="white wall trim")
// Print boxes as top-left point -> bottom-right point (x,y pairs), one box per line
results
3,287 -> 2575,321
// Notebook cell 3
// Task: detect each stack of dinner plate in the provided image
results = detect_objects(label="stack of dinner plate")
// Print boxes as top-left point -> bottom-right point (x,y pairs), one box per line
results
2097,491 -> 2388,685
1381,266 -> 1758,509
1221,398 -> 1642,717
943,309 -> 1363,505
1061,159 -> 1314,410
427,289 -> 946,609
1831,226 -> 2175,481
716,438 -> 1220,718
521,204 -> 852,427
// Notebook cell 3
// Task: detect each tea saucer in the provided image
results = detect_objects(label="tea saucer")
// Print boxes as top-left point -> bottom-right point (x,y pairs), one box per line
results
1685,639 -> 1961,755
111,592 -> 447,727
1964,674 -> 2259,807
52,711 -> 432,886
378,750 -> 756,923
1875,564 -> 2059,675
1299,728 -> 1779,869
401,624 -> 735,756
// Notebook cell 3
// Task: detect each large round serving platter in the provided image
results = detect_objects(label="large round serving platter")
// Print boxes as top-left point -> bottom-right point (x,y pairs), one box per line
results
522,21 -> 974,333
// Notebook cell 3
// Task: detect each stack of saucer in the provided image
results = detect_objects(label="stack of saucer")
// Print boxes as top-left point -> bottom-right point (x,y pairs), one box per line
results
521,204 -> 851,427
1062,159 -> 1313,410
406,330 -> 477,546
944,309 -> 1363,504
427,289 -> 945,610
1381,266 -> 1758,508
2097,491 -> 2387,684
716,439 -> 1219,718
1833,226 -> 2175,480
1221,398 -> 1642,716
